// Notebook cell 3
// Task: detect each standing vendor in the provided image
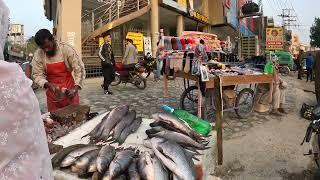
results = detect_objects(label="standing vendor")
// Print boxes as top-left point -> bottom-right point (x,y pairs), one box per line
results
31,29 -> 86,112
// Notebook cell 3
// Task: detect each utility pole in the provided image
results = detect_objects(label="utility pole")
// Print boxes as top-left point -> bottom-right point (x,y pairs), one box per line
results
278,9 -> 299,30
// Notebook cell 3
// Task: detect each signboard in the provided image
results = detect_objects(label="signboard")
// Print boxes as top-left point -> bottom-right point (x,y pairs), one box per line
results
126,32 -> 144,52
67,32 -> 75,47
179,0 -> 187,7
192,11 -> 209,24
161,0 -> 188,13
143,37 -> 152,56
266,27 -> 284,50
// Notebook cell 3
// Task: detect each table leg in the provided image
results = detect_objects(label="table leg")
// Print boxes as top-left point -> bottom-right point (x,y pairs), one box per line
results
214,76 -> 223,165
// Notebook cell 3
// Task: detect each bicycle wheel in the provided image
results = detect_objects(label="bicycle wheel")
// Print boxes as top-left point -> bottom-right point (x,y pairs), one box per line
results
180,86 -> 200,115
235,88 -> 255,119
280,66 -> 290,76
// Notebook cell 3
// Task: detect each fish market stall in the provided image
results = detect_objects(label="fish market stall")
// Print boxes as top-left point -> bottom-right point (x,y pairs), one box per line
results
52,108 -> 217,180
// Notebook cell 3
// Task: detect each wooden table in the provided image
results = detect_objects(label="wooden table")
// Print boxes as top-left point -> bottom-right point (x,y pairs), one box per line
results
170,71 -> 273,165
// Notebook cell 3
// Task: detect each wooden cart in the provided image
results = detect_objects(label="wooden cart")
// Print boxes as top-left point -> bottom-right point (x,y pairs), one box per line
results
164,71 -> 273,165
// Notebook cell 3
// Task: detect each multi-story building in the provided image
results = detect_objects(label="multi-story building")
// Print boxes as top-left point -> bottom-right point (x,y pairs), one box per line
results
7,24 -> 25,45
43,0 -> 257,65
289,32 -> 301,59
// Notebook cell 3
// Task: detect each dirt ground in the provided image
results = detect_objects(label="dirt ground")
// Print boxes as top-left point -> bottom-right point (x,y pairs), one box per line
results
213,75 -> 319,180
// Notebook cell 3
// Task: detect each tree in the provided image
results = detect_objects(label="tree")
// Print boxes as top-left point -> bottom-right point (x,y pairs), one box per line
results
310,18 -> 320,47
25,36 -> 38,55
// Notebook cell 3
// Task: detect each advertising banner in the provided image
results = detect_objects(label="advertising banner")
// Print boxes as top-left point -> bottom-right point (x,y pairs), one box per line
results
126,32 -> 144,52
143,37 -> 152,56
266,27 -> 284,50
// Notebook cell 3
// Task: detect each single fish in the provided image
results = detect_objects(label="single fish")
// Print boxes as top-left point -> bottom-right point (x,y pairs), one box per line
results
146,127 -> 209,150
117,117 -> 142,145
60,145 -> 99,168
96,105 -> 130,142
152,156 -> 170,180
151,113 -> 204,142
128,159 -> 141,180
96,145 -> 116,173
82,113 -> 109,140
74,149 -> 100,170
103,148 -> 136,180
137,152 -> 155,180
51,144 -> 86,169
150,137 -> 196,180
111,110 -> 136,142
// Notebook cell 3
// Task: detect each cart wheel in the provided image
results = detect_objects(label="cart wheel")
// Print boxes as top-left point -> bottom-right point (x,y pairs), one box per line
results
180,86 -> 200,116
279,66 -> 290,76
235,88 -> 255,119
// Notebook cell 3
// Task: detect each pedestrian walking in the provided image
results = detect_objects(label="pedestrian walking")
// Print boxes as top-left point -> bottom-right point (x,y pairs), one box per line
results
296,49 -> 304,80
99,32 -> 115,95
32,29 -> 86,112
269,61 -> 287,116
122,39 -> 137,65
154,42 -> 163,81
306,53 -> 314,82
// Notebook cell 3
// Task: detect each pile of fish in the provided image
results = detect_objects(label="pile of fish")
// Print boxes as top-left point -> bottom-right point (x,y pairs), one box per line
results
51,107 -> 211,179
84,105 -> 142,145
52,144 -> 142,179
142,113 -> 211,180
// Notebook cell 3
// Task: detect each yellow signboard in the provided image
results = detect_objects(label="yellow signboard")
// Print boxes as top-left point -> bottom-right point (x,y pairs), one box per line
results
99,37 -> 112,46
192,11 -> 209,24
178,0 -> 187,7
266,27 -> 284,50
126,32 -> 144,52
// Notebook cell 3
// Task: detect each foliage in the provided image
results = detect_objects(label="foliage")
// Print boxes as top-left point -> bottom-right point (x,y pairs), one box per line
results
310,17 -> 320,47
26,36 -> 38,55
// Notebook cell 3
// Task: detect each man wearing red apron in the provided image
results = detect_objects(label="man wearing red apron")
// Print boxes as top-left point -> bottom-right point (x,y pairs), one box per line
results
31,29 -> 86,112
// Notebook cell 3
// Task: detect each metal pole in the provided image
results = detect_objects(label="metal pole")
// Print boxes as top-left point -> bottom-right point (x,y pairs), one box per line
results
91,12 -> 95,31
109,8 -> 112,23
117,0 -> 120,19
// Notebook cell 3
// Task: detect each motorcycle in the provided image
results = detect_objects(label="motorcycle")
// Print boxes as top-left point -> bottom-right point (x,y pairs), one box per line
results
111,63 -> 147,90
140,53 -> 156,78
301,105 -> 320,168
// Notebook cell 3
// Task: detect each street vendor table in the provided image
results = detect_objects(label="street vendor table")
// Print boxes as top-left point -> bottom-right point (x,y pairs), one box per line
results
53,112 -> 217,180
165,71 -> 273,165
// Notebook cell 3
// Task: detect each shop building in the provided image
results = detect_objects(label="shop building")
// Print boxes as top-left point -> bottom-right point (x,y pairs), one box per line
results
7,24 -> 25,45
44,0 -> 259,67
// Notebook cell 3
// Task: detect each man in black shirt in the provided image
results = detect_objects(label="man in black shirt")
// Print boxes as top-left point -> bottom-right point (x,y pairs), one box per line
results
99,32 -> 115,95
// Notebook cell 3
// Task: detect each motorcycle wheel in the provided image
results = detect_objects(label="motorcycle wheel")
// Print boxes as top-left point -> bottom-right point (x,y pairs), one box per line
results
133,75 -> 147,89
111,74 -> 121,86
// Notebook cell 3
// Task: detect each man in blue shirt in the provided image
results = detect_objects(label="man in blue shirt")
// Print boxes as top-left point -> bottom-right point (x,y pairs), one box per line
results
306,53 -> 314,82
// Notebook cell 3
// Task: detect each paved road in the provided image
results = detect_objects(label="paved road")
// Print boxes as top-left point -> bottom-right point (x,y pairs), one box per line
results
35,77 -> 186,118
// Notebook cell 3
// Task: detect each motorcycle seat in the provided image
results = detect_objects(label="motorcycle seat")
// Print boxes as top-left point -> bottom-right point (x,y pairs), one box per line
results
122,64 -> 136,71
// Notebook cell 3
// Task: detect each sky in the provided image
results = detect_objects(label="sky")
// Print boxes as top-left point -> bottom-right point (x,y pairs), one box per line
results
262,0 -> 320,45
2,0 -> 319,44
3,0 -> 52,40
